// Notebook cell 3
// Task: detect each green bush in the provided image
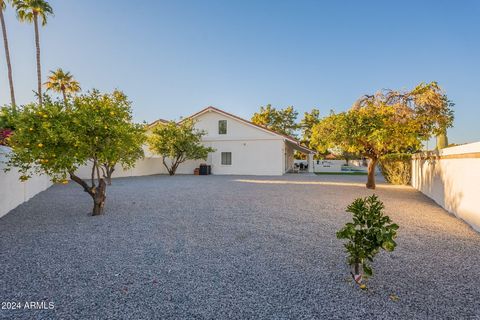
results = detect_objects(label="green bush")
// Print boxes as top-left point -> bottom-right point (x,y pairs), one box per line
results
379,153 -> 412,185
337,195 -> 399,285
0,107 -> 11,129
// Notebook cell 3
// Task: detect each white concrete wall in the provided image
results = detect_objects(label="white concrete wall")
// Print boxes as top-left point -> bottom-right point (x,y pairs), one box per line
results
0,146 -> 53,218
312,159 -> 369,173
73,157 -> 168,180
313,160 -> 346,172
412,142 -> 480,232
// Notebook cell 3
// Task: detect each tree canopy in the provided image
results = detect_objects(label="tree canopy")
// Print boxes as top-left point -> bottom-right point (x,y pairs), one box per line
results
13,0 -> 53,25
311,82 -> 454,189
251,104 -> 299,137
299,108 -> 320,148
73,90 -> 146,185
148,119 -> 214,175
4,90 -> 145,215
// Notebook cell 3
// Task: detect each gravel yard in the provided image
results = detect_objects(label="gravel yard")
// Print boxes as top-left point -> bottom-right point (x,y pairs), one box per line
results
1,174 -> 479,319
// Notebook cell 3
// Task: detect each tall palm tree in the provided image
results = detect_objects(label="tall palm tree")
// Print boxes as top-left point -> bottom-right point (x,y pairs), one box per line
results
44,68 -> 81,104
13,0 -> 53,106
0,0 -> 15,109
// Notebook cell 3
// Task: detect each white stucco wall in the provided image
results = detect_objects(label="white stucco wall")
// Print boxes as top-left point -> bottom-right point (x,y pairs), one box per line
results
411,142 -> 480,232
313,160 -> 346,172
0,146 -> 53,218
196,110 -> 286,175
194,110 -> 278,141
73,157 -> 168,180
204,139 -> 284,175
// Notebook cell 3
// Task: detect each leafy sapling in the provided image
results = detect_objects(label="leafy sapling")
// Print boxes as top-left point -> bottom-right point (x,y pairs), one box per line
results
336,195 -> 399,286
148,119 -> 215,175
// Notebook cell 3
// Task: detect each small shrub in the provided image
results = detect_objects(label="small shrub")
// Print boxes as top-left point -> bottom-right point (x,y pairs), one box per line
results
337,195 -> 399,285
379,153 -> 412,185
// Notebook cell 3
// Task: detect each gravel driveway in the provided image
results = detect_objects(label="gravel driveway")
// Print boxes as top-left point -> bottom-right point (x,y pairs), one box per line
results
1,174 -> 479,319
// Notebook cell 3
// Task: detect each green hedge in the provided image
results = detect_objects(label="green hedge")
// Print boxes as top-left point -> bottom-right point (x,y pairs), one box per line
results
379,153 -> 412,185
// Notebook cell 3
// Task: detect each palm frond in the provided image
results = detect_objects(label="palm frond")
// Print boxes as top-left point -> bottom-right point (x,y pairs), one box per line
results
12,0 -> 53,24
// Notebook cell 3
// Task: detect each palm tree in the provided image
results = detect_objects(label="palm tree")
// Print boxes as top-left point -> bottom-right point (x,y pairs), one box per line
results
44,68 -> 81,104
13,0 -> 53,106
0,0 -> 15,109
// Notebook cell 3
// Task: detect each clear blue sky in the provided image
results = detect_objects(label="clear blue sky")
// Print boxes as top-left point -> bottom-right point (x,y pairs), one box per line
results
1,0 -> 479,144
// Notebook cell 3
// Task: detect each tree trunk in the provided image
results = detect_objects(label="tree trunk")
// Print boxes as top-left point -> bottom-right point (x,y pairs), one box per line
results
69,171 -> 108,216
62,89 -> 67,106
33,14 -> 42,106
352,260 -> 362,284
0,9 -> 15,109
105,174 -> 112,185
168,165 -> 177,176
436,129 -> 448,150
163,157 -> 178,175
105,166 -> 114,185
366,157 -> 377,189
92,178 -> 107,216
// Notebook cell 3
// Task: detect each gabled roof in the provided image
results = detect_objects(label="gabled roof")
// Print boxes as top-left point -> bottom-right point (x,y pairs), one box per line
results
184,106 -> 297,141
186,107 -> 316,154
146,118 -> 169,129
148,106 -> 316,153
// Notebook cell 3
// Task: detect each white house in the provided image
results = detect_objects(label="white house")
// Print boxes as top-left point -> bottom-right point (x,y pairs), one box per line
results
148,106 -> 315,176
74,106 -> 315,178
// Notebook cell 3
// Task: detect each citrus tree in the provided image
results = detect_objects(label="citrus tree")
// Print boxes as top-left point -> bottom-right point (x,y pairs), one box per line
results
148,119 -> 214,175
337,195 -> 399,286
311,82 -> 454,189
74,90 -> 145,185
5,90 -> 145,215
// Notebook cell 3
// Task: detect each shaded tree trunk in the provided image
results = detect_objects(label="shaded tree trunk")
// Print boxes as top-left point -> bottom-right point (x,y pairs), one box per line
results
163,156 -> 182,176
168,163 -> 179,175
69,172 -> 108,216
0,9 -> 15,109
103,165 -> 115,185
33,14 -> 42,106
100,163 -> 115,186
92,178 -> 107,215
105,171 -> 113,185
366,157 -> 378,189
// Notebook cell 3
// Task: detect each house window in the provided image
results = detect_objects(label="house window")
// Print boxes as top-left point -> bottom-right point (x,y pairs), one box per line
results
218,120 -> 227,134
221,152 -> 232,165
